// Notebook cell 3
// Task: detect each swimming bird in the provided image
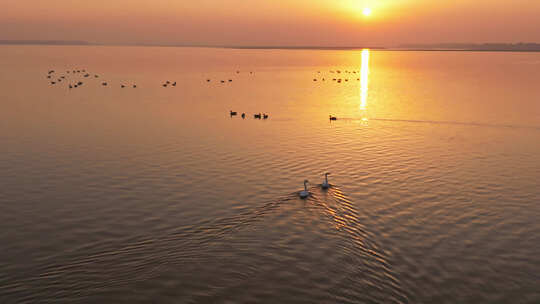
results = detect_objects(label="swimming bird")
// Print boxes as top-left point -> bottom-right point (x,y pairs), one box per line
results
299,180 -> 310,199
220,80 -> 225,83
121,85 -> 125,88
228,79 -> 232,82
69,84 -> 73,89
133,85 -> 137,88
77,81 -> 83,86
241,113 -> 246,119
47,76 -> 51,79
263,114 -> 269,119
329,115 -> 337,121
172,82 -> 177,86
313,79 -> 317,81
102,82 -> 108,86
254,113 -> 262,119
95,75 -> 99,78
166,81 -> 170,84
51,81 -> 56,85
163,84 -> 168,87
322,173 -> 331,189
230,110 -> 237,116
207,79 -> 211,82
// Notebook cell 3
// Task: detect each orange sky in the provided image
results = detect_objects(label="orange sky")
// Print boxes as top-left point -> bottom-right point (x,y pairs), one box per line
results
2,0 -> 540,46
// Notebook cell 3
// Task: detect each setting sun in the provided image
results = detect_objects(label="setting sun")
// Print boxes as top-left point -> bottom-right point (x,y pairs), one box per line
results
362,7 -> 372,16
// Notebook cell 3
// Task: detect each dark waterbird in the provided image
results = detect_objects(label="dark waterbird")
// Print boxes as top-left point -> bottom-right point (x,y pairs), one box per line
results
263,114 -> 269,119
241,113 -> 246,119
102,82 -> 108,86
322,173 -> 331,189
121,85 -> 125,88
230,111 -> 238,116
329,115 -> 337,121
254,113 -> 262,119
172,82 -> 177,86
133,85 -> 137,88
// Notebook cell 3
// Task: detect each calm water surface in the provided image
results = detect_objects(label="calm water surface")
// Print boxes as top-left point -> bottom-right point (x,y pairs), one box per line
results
1,46 -> 539,303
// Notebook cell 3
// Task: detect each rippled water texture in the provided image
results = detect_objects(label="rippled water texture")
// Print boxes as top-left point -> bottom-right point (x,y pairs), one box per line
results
1,46 -> 539,303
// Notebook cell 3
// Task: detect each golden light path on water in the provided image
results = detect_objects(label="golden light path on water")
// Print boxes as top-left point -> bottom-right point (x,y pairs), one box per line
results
360,49 -> 370,112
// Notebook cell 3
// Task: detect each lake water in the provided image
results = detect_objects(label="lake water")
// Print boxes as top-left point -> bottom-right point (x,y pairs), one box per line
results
1,46 -> 539,303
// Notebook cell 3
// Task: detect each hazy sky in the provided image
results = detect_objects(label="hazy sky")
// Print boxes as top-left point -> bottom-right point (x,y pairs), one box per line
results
2,0 -> 540,46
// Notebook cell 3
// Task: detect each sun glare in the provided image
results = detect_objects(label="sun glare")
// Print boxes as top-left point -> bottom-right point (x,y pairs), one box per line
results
362,7 -> 372,16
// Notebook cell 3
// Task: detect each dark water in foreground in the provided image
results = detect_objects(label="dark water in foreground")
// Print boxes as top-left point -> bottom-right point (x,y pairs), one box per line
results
1,46 -> 539,303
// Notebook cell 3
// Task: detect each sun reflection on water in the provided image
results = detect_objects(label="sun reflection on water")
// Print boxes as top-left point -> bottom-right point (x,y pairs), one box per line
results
360,49 -> 370,112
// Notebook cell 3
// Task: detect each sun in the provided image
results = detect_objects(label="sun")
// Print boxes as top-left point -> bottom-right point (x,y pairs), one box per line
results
362,7 -> 372,16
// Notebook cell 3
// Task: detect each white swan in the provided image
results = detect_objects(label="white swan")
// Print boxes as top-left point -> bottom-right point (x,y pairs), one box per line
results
322,173 -> 331,189
299,180 -> 310,199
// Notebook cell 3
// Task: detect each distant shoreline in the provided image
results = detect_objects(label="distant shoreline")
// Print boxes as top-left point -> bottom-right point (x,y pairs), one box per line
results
2,40 -> 540,52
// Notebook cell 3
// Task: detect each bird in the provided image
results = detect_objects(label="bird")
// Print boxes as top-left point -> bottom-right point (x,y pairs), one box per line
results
241,113 -> 246,119
166,81 -> 170,84
254,113 -> 262,119
163,84 -> 168,87
206,79 -> 211,82
77,81 -> 83,86
220,80 -> 225,83
299,180 -> 310,199
84,74 -> 89,78
121,85 -> 125,88
95,75 -> 99,78
329,115 -> 337,121
322,173 -> 331,189
69,85 -> 73,89
133,85 -> 137,88
230,110 -> 237,116
51,81 -> 56,85
102,82 -> 108,86
47,76 -> 51,79
228,79 -> 232,82
263,114 -> 269,119
172,82 -> 177,86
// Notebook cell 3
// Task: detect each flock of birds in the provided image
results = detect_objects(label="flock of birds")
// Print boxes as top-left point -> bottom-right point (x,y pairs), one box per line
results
312,70 -> 362,83
229,110 -> 269,119
46,69 -> 257,89
299,173 -> 331,198
46,69 -> 137,89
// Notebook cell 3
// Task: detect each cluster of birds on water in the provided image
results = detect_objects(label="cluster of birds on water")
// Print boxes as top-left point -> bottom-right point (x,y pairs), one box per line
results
46,69 -> 257,89
46,69 -> 137,89
312,70 -> 363,83
207,70 -> 254,84
230,110 -> 269,119
299,173 -> 331,198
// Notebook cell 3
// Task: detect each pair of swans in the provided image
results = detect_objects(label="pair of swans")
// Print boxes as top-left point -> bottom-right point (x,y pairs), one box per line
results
299,173 -> 331,199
